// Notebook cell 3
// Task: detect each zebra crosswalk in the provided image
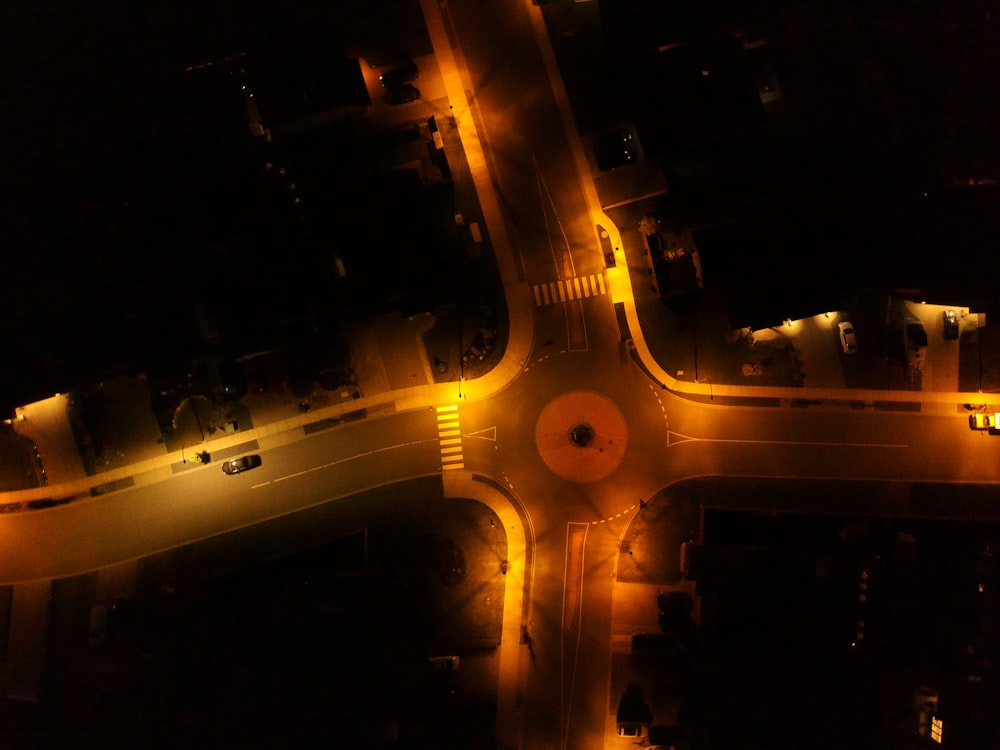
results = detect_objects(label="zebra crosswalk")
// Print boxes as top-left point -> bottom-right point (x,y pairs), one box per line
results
436,404 -> 464,471
531,273 -> 607,306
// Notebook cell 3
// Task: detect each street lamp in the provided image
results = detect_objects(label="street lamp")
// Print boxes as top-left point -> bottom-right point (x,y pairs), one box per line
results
191,398 -> 205,442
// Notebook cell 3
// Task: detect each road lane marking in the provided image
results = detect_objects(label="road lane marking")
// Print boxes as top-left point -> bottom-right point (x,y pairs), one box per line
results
272,470 -> 310,483
667,432 -> 909,449
252,439 -> 438,488
561,522 -> 589,747
593,500 -> 644,525
566,298 -> 588,351
467,426 -> 497,441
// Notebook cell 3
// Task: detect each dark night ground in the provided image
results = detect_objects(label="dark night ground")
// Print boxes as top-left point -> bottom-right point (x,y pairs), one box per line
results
699,510 -> 1000,750
618,478 -> 1000,750
0,481 -> 504,749
4,0 -> 1000,404
0,0 -> 450,408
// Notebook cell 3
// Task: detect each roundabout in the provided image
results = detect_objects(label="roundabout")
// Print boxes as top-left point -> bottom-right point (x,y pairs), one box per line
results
534,390 -> 629,483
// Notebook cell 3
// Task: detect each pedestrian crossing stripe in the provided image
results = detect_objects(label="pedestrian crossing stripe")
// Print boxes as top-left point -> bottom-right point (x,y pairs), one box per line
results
532,273 -> 607,306
435,405 -> 464,470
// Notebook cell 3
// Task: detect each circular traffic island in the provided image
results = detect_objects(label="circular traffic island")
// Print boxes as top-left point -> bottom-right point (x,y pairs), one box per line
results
535,390 -> 628,483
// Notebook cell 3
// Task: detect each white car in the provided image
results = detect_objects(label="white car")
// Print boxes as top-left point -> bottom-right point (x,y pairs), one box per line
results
838,321 -> 858,354
617,722 -> 648,738
970,413 -> 1000,430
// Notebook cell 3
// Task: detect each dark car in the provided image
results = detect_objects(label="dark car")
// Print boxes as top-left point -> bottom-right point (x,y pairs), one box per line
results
631,633 -> 676,655
221,455 -> 262,475
385,84 -> 421,105
244,359 -> 268,395
943,309 -> 960,340
632,632 -> 688,668
428,655 -> 460,695
904,322 -> 928,367
214,360 -> 247,400
595,129 -> 637,171
379,62 -> 419,88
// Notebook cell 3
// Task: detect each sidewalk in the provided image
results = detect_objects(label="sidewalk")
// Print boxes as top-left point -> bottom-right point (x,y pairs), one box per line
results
11,395 -> 85,487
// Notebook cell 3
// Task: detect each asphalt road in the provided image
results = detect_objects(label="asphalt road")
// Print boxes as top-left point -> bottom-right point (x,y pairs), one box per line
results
0,410 -> 445,583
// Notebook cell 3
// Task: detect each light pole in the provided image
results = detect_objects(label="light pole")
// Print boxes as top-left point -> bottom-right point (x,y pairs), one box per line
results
191,398 -> 205,442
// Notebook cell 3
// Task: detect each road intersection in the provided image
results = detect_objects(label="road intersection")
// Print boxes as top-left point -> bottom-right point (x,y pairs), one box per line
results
2,0 -> 1000,747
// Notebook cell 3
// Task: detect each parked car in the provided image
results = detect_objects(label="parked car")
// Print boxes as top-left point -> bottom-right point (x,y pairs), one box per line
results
428,655 -> 460,672
88,604 -> 107,646
970,413 -> 1000,430
631,633 -> 676,655
756,71 -> 783,103
221,455 -> 262,475
617,722 -> 648,738
385,84 -> 421,105
211,360 -> 247,401
837,321 -> 858,353
904,322 -> 928,367
428,655 -> 460,694
379,61 -> 419,88
595,129 -> 638,171
943,309 -> 960,340
244,359 -> 268,395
